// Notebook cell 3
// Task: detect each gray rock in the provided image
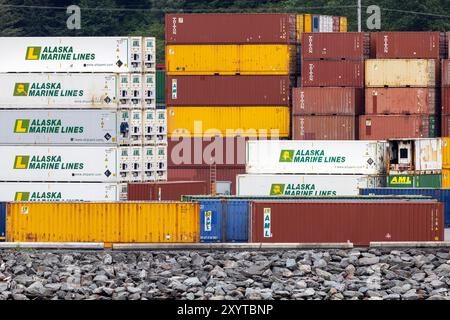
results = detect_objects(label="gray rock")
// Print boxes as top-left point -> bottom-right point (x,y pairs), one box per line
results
12,293 -> 28,300
314,259 -> 327,269
358,257 -> 380,266
297,288 -> 315,297
434,264 -> 450,276
93,275 -> 109,283
427,295 -> 450,300
127,286 -> 142,294
383,294 -> 401,300
191,253 -> 204,267
298,264 -> 312,273
184,277 -> 202,287
286,258 -> 296,269
103,254 -> 113,265
430,280 -> 445,289
244,261 -> 271,276
412,273 -> 426,281
295,281 -> 307,289
0,282 -> 8,293
315,268 -> 332,280
26,281 -> 47,296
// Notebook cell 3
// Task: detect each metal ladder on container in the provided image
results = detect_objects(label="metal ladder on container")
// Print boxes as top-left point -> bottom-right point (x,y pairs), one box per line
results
210,163 -> 217,196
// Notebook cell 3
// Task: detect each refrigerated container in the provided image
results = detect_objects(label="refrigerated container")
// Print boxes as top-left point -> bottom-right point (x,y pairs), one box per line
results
301,60 -> 364,87
292,115 -> 357,140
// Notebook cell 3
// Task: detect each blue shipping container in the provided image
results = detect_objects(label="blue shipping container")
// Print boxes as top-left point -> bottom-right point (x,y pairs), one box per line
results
361,188 -> 450,227
199,200 -> 248,242
312,15 -> 320,32
0,202 -> 5,241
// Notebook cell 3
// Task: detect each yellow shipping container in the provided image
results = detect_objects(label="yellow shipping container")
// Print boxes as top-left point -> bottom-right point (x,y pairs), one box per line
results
443,169 -> 450,188
167,106 -> 290,138
442,137 -> 450,168
296,14 -> 304,43
304,14 -> 312,32
339,16 -> 348,32
166,44 -> 296,75
6,202 -> 200,244
365,59 -> 436,88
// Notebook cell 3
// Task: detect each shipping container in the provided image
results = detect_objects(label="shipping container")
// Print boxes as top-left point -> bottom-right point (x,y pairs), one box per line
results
250,200 -> 444,245
237,174 -> 384,197
373,32 -> 445,59
166,44 -> 296,75
301,60 -> 364,87
0,37 -> 155,72
0,203 -> 5,241
156,69 -> 165,106
0,182 -> 121,202
199,200 -> 248,242
414,138 -> 442,171
386,174 -> 442,188
361,188 -> 450,227
443,138 -> 450,168
167,106 -> 290,138
292,115 -> 358,140
365,88 -> 437,115
359,115 -> 437,140
312,15 -> 319,32
443,169 -> 450,188
167,166 -> 246,195
296,14 -> 305,43
318,15 -> 333,32
443,88 -> 450,114
6,202 -> 199,243
304,14 -> 312,32
301,32 -> 369,60
292,87 -> 363,115
166,13 -> 296,44
246,140 -> 387,175
0,146 -> 118,182
127,181 -> 207,201
443,60 -> 450,87
339,17 -> 348,32
166,75 -> 291,106
0,110 -> 118,145
365,59 -> 437,87
332,16 -> 340,32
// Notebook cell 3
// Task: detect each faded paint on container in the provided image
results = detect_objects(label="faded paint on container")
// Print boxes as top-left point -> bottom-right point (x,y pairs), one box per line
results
0,146 -> 118,182
0,110 -> 118,145
166,44 -> 296,75
6,202 -> 199,243
199,200 -> 248,242
246,140 -> 387,175
414,138 -> 442,171
443,60 -> 450,87
365,59 -> 437,87
250,200 -> 444,245
167,106 -> 290,138
0,203 -> 5,240
373,32 -> 445,59
167,75 -> 291,106
361,188 -> 450,227
292,87 -> 363,115
127,181 -> 207,201
365,88 -> 437,115
237,174 -> 384,197
166,13 -> 297,44
359,115 -> 437,140
301,60 -> 364,87
387,175 -> 442,188
442,138 -> 450,168
156,69 -> 165,106
442,88 -> 450,114
301,32 -> 369,60
292,115 -> 357,140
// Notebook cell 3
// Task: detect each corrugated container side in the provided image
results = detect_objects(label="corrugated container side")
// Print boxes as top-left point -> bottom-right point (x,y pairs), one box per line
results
414,138 -> 442,172
360,188 -> 450,227
332,16 -> 340,32
304,14 -> 312,32
127,181 -> 207,201
301,60 -> 364,87
199,200 -> 223,242
292,87 -> 363,115
250,200 -> 444,245
0,203 -> 5,240
359,115 -> 437,140
365,88 -> 437,115
443,88 -> 450,115
442,137 -> 450,168
339,17 -> 347,32
443,169 -> 450,188
443,60 -> 450,87
386,175 -> 442,188
441,115 -> 450,137
156,69 -> 166,106
166,75 -> 291,106
167,106 -> 290,138
6,202 -> 200,243
292,115 -> 357,140
296,14 -> 304,43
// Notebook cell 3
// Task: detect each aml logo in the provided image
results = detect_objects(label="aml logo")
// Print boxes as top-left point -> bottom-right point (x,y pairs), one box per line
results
14,119 -> 30,133
13,83 -> 30,96
13,155 -> 30,169
14,192 -> 30,201
25,46 -> 42,60
279,150 -> 294,162
270,184 -> 285,196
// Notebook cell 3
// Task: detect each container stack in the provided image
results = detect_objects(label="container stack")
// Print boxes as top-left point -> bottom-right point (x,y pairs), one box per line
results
294,32 -> 368,139
0,36 -> 159,202
360,32 -> 445,140
442,59 -> 450,136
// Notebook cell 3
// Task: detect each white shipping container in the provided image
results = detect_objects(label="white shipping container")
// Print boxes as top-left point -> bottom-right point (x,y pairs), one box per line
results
0,110 -> 118,145
319,15 -> 333,32
246,140 -> 388,175
0,146 -> 119,182
415,138 -> 442,171
237,174 -> 385,197
0,182 -> 120,202
0,37 -> 155,73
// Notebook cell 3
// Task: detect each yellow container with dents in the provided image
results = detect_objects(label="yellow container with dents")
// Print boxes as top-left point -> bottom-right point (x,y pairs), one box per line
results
304,14 -> 312,32
167,106 -> 290,138
166,44 -> 296,75
296,14 -> 304,43
6,202 -> 200,244
339,17 -> 348,32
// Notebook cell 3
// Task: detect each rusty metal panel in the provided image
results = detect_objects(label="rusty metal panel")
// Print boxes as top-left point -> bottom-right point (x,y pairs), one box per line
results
250,200 -> 444,245
292,115 -> 358,140
443,88 -> 450,115
301,60 -> 364,87
443,60 -> 450,87
127,181 -> 207,201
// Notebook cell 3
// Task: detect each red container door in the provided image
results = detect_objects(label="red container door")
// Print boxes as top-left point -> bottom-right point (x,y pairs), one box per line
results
301,60 -> 364,87
292,115 -> 357,140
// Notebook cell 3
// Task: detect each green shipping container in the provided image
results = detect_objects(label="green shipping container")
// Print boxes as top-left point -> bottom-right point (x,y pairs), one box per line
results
156,69 -> 165,106
387,174 -> 442,188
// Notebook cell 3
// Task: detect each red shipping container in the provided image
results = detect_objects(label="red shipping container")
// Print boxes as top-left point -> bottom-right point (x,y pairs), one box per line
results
365,88 -> 437,115
292,115 -> 357,140
374,32 -> 445,59
441,115 -> 450,136
332,16 -> 340,32
250,200 -> 444,246
167,166 -> 246,195
359,115 -> 437,140
292,87 -> 363,115
443,59 -> 450,87
301,60 -> 364,87
166,13 -> 297,44
127,181 -> 207,201
166,75 -> 291,106
443,88 -> 450,115
301,32 -> 369,60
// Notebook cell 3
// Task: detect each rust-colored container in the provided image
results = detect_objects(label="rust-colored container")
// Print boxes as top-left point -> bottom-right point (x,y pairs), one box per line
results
441,115 -> 450,137
365,88 -> 437,115
373,32 -> 446,59
127,181 -> 207,201
166,75 -> 291,106
292,87 -> 363,115
359,115 -> 438,140
165,13 -> 297,44
250,200 -> 444,246
332,16 -> 340,32
443,59 -> 450,87
443,88 -> 450,115
167,166 -> 246,195
301,60 -> 364,87
301,32 -> 369,60
292,115 -> 357,140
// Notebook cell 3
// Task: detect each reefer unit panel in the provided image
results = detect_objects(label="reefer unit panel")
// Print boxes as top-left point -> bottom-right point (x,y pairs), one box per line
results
301,60 -> 364,87
292,115 -> 357,140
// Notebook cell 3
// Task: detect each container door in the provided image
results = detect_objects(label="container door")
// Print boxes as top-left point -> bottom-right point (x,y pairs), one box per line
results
0,203 -> 5,241
199,200 -> 222,242
312,15 -> 319,32
304,14 -> 312,32
225,200 -> 248,242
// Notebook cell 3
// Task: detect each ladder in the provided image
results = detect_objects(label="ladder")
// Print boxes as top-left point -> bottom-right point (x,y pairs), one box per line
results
210,163 -> 217,195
